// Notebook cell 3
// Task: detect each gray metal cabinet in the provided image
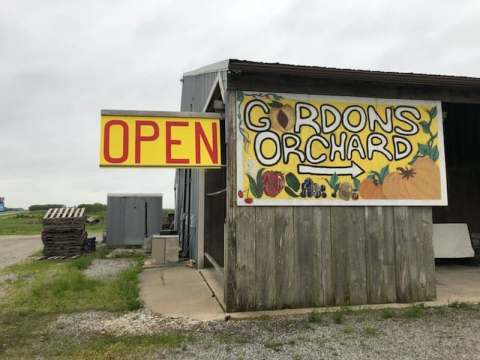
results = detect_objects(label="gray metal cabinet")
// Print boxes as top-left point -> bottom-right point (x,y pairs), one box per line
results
106,194 -> 163,247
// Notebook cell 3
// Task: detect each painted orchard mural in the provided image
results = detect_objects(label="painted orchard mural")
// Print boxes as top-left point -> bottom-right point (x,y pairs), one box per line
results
236,92 -> 448,206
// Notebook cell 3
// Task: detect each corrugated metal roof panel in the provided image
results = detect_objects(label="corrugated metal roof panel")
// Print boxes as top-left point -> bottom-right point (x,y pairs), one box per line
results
228,59 -> 480,89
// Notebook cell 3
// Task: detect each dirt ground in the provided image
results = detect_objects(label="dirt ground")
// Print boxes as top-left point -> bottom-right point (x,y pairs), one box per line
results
0,235 -> 42,270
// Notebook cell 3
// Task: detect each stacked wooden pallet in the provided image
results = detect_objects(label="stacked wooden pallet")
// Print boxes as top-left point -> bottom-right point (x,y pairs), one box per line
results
42,208 -> 86,257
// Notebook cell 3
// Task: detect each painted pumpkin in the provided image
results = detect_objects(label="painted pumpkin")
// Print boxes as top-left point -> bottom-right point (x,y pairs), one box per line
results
270,104 -> 294,132
382,158 -> 440,199
359,179 -> 385,199
262,171 -> 285,197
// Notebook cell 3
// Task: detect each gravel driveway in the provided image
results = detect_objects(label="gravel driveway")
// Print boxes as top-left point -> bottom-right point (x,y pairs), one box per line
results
0,235 -> 42,270
51,306 -> 480,359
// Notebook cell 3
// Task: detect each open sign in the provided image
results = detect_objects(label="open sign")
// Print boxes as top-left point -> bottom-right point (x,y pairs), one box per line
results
100,110 -> 221,167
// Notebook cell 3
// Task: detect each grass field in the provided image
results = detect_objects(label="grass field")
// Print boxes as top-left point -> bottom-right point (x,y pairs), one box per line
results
0,208 -> 174,236
0,210 -> 106,236
0,248 -> 192,358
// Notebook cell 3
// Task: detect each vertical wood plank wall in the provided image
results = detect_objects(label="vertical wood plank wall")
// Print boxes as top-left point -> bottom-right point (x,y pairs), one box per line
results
224,91 -> 436,312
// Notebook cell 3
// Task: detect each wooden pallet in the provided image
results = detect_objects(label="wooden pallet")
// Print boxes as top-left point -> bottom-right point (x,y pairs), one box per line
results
42,207 -> 87,257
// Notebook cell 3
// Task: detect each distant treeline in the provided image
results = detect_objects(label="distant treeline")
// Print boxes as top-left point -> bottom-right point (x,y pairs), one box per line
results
28,204 -> 65,211
28,203 -> 107,212
77,203 -> 107,212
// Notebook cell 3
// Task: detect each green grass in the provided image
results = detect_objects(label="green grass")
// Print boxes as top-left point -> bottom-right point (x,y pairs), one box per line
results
381,308 -> 396,319
332,310 -> 345,324
0,209 -> 106,236
0,248 -> 195,358
263,340 -> 284,352
0,211 -> 44,235
0,208 -> 174,236
448,301 -> 476,310
217,334 -> 251,345
401,304 -> 425,318
0,311 -> 191,359
0,248 -> 144,314
307,310 -> 323,324
342,325 -> 354,334
363,326 -> 381,337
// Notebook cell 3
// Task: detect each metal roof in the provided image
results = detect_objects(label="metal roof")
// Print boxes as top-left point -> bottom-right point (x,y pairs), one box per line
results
182,60 -> 229,78
228,59 -> 480,90
182,59 -> 480,90
107,193 -> 163,197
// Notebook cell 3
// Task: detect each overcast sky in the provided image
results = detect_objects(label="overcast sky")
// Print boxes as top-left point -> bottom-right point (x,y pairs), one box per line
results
1,0 -> 479,209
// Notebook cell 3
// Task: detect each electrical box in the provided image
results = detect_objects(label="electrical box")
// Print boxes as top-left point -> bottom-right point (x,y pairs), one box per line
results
106,193 -> 163,247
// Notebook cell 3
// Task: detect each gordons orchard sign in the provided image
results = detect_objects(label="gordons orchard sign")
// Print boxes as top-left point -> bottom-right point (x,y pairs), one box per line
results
236,92 -> 447,206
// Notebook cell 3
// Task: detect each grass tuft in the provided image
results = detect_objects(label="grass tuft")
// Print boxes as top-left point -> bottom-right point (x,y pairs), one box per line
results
401,304 -> 425,318
381,308 -> 396,319
448,301 -> 475,310
307,310 -> 323,324
67,255 -> 94,271
332,310 -> 345,324
363,326 -> 381,336
264,340 -> 284,352
115,262 -> 143,310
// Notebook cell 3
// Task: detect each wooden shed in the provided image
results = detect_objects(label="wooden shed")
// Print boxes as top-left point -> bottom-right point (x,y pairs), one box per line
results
175,60 -> 480,312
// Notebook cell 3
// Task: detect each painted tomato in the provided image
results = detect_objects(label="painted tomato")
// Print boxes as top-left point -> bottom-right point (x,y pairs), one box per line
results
262,171 -> 285,197
382,158 -> 440,199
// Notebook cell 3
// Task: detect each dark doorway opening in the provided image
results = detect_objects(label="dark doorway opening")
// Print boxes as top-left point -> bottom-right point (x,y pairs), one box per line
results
433,102 -> 480,234
203,84 -> 226,270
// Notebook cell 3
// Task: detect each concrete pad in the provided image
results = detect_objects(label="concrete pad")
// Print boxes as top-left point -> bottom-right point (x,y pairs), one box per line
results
226,265 -> 480,320
140,266 -> 224,321
436,264 -> 480,303
0,235 -> 42,270
199,268 -> 225,310
140,264 -> 480,322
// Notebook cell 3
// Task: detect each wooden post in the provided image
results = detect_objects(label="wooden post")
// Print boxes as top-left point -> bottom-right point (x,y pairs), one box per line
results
196,169 -> 205,269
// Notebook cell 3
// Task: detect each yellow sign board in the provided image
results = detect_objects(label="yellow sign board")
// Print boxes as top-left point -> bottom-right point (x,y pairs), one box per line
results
100,110 -> 221,168
236,92 -> 448,206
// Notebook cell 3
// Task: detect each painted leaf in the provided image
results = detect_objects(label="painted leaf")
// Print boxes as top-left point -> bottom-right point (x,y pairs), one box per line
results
270,101 -> 283,108
247,174 -> 262,198
431,145 -> 439,161
285,187 -> 299,198
379,165 -> 389,182
286,172 -> 300,192
353,177 -> 361,191
418,143 -> 431,157
256,168 -> 265,196
331,173 -> 339,187
419,121 -> 430,134
428,106 -> 438,119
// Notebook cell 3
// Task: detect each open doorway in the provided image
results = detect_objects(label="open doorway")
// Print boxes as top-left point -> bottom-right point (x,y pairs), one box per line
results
201,82 -> 227,297
433,102 -> 480,260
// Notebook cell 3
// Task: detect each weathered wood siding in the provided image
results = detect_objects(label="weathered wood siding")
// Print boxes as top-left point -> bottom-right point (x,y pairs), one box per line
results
224,90 -> 436,312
